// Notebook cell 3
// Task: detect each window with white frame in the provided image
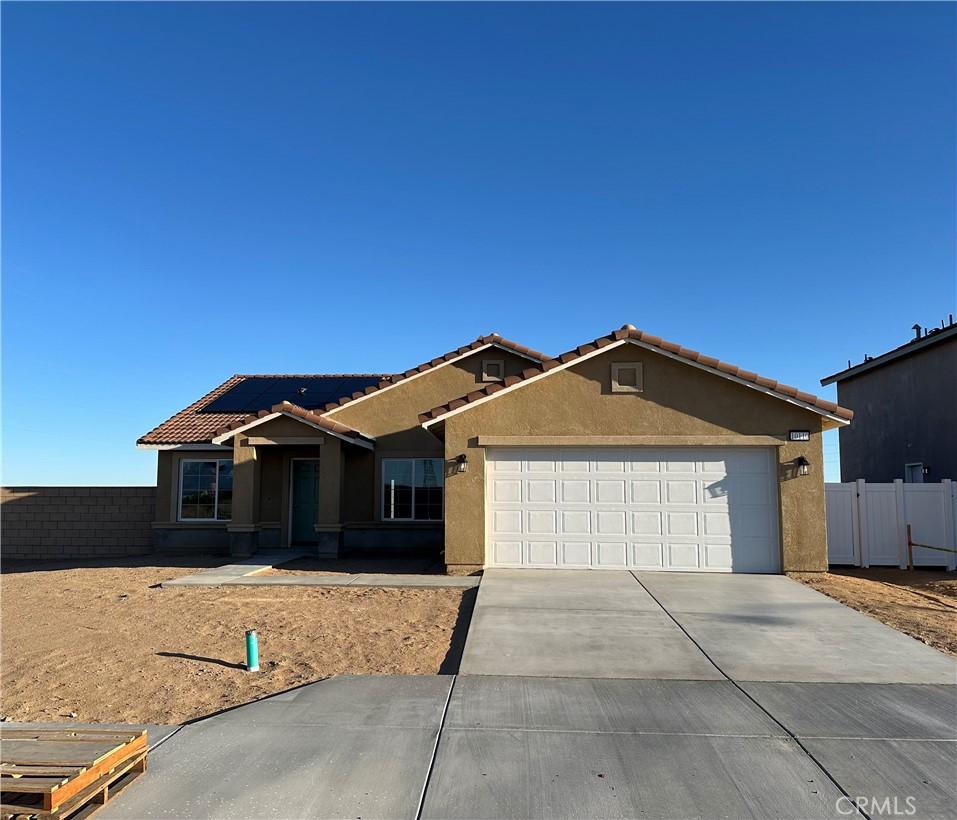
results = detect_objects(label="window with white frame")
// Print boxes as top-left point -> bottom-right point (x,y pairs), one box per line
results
179,459 -> 233,521
382,458 -> 444,521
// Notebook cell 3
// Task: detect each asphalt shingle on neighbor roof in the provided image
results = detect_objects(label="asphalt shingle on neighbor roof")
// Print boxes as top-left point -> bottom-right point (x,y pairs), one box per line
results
418,327 -> 855,424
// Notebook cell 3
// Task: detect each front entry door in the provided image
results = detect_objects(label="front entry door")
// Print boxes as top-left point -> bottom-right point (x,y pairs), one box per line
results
290,459 -> 321,545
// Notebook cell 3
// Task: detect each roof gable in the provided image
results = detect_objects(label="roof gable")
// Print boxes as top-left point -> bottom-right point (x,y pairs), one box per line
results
419,326 -> 854,428
320,334 -> 548,416
211,401 -> 375,448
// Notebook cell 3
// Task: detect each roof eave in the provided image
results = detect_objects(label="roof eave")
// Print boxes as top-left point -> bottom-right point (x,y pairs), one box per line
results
421,334 -> 853,429
212,405 -> 376,449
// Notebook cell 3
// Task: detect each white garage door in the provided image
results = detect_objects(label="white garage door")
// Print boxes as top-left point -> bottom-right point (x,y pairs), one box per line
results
486,447 -> 780,573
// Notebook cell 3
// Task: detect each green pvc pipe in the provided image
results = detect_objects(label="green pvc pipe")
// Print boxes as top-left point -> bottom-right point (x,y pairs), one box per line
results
245,629 -> 260,672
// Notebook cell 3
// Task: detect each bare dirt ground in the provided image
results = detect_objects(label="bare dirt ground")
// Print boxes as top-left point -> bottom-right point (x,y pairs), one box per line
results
261,557 -> 444,576
1,558 -> 467,725
792,568 -> 957,657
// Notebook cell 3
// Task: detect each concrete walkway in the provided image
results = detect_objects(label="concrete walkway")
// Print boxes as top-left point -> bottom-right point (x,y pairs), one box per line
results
161,550 -> 313,586
162,552 -> 480,589
101,569 -> 956,819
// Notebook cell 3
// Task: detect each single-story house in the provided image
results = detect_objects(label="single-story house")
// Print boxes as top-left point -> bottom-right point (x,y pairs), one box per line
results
138,325 -> 852,573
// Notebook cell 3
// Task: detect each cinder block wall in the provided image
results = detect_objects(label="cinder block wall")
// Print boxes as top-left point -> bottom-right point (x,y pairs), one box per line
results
1,487 -> 155,560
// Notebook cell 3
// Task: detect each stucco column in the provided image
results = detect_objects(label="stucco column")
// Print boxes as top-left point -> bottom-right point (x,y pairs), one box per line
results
227,435 -> 259,558
778,430 -> 828,572
443,428 -> 486,574
314,437 -> 342,557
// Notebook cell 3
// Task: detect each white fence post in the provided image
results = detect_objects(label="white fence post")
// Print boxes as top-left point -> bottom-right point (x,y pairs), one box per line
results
894,479 -> 907,569
943,479 -> 956,571
856,478 -> 869,567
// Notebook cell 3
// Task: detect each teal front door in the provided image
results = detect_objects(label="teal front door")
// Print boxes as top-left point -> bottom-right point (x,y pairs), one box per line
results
290,460 -> 321,545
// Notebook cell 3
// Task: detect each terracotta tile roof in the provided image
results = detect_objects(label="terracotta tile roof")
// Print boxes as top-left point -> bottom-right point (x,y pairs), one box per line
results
136,332 -> 545,445
212,401 -> 373,443
419,326 -> 854,424
137,374 -> 390,445
320,334 -> 549,413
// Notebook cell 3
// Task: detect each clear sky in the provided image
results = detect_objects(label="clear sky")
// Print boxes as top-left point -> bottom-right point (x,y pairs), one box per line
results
2,2 -> 955,486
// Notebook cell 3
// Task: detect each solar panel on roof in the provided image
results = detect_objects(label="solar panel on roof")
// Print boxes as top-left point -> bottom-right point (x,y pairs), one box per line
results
201,377 -> 384,413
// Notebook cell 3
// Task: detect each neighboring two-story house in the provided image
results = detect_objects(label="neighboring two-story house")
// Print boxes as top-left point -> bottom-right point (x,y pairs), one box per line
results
821,319 -> 956,483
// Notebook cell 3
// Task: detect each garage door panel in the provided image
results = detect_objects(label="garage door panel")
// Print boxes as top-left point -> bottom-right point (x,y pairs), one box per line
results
702,482 -> 730,504
596,480 -> 627,503
527,541 -> 558,566
493,479 -> 522,502
665,480 -> 697,504
632,542 -> 664,568
527,510 -> 557,534
732,508 -> 774,538
561,510 -> 591,534
560,480 -> 590,502
704,543 -> 733,569
487,447 -> 779,573
559,542 -> 591,566
733,476 -> 772,505
595,542 -> 628,567
596,511 -> 627,535
527,480 -> 556,502
492,541 -> 523,565
667,543 -> 701,569
595,454 -> 627,472
666,511 -> 698,536
559,453 -> 592,472
633,511 -> 662,535
491,451 -> 524,471
493,509 -> 523,534
703,511 -> 732,536
728,536 -> 778,572
631,480 -> 661,503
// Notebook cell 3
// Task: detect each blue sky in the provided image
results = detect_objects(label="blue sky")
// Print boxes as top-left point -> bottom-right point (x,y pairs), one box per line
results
3,2 -> 955,485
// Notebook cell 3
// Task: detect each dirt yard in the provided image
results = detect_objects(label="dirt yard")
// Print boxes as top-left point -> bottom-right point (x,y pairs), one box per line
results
793,568 -> 957,656
1,558 -> 467,725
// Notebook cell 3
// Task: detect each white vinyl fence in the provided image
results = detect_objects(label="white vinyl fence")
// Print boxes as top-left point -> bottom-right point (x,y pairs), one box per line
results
825,479 -> 956,569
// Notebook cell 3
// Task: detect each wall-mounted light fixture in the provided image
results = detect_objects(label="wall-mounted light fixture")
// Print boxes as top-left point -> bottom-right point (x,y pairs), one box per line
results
795,456 -> 810,477
456,454 -> 469,474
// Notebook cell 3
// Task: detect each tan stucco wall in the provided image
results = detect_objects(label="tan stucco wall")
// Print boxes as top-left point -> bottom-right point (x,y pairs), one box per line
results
342,447 -> 375,522
441,346 -> 829,572
154,448 -> 233,525
329,348 -> 534,522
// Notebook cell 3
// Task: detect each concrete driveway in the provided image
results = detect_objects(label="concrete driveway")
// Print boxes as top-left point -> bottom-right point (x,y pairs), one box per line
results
103,570 -> 957,820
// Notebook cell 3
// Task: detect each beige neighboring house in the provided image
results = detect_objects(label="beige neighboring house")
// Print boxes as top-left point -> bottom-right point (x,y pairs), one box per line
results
138,325 -> 852,574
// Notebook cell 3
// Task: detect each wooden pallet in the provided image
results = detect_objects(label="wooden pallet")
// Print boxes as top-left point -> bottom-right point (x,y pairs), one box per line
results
0,728 -> 147,819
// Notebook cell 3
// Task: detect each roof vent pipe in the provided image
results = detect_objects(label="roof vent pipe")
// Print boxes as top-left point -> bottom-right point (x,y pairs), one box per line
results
912,323 -> 922,340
